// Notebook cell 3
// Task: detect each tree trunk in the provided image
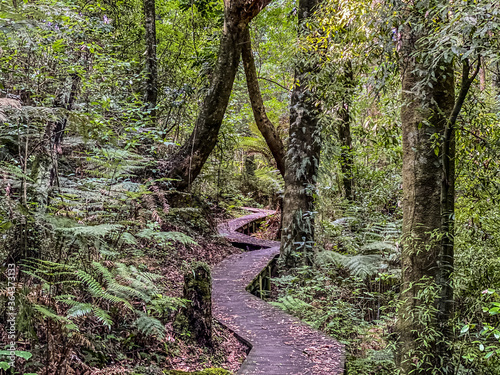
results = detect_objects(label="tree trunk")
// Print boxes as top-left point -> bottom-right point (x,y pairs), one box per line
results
162,0 -> 272,191
241,27 -> 286,177
280,0 -> 322,269
143,0 -> 158,121
397,21 -> 456,374
338,61 -> 354,201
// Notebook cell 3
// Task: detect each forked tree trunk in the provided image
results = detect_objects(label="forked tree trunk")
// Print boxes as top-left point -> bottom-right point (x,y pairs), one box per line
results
241,27 -> 285,177
280,0 -> 322,269
162,0 -> 271,191
143,0 -> 158,121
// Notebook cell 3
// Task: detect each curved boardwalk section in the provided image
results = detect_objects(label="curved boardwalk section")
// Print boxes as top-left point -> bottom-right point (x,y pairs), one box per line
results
213,208 -> 344,375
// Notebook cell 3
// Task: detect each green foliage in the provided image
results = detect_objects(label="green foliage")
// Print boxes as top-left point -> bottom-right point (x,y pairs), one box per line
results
346,349 -> 396,375
137,226 -> 197,247
316,251 -> 383,279
270,295 -> 314,313
134,313 -> 166,340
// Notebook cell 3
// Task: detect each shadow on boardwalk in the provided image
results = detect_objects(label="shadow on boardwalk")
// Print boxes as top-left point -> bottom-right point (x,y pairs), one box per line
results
213,208 -> 344,375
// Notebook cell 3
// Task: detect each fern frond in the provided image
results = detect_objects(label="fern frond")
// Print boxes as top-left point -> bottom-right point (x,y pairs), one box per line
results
136,229 -> 197,246
270,296 -> 313,313
66,302 -> 92,318
119,232 -> 138,245
316,251 -> 382,278
92,262 -> 115,285
57,223 -> 123,237
134,313 -> 165,340
32,304 -> 79,331
91,306 -> 113,328
75,269 -> 132,309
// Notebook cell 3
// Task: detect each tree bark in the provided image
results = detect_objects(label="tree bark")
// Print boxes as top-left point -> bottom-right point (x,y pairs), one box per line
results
280,0 -> 322,269
397,21 -> 456,374
241,27 -> 286,177
162,0 -> 272,191
143,0 -> 158,121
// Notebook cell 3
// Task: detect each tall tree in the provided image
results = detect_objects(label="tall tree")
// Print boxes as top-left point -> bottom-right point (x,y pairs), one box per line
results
396,3 -> 480,373
241,27 -> 286,177
162,0 -> 271,190
280,0 -> 323,269
143,0 -> 158,121
397,14 -> 455,372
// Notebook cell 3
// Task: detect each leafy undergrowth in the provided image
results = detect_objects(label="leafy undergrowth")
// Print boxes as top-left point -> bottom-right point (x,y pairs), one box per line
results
257,207 -> 401,374
0,141 -> 247,374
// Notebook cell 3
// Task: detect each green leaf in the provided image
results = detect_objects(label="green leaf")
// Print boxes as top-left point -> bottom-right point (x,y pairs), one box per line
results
0,350 -> 32,360
0,362 -> 10,370
461,324 -> 470,334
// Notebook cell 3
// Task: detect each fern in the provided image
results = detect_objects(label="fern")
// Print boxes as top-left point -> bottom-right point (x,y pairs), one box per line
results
119,232 -> 138,245
32,304 -> 79,331
75,269 -> 133,309
134,313 -> 166,340
316,251 -> 382,278
270,296 -> 314,313
136,228 -> 197,246
66,302 -> 92,317
63,301 -> 113,328
57,223 -> 123,237
0,161 -> 34,182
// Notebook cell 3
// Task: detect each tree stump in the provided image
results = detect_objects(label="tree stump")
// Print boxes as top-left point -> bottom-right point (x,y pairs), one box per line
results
182,262 -> 212,348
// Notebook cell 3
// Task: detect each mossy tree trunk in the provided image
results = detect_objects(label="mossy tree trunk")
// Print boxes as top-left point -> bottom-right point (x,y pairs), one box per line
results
280,0 -> 323,269
182,262 -> 213,348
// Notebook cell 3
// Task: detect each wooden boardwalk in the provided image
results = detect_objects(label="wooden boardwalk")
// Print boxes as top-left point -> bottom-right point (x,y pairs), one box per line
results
213,208 -> 344,375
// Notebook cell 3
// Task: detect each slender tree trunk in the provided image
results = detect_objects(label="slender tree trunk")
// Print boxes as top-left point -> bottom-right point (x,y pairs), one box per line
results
162,0 -> 272,191
438,58 -> 480,340
338,61 -> 354,201
143,0 -> 158,121
280,0 -> 322,269
397,21 -> 456,374
241,27 -> 285,177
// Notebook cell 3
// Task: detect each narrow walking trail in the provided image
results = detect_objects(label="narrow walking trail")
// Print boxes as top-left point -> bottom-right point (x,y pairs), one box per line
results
213,208 -> 344,375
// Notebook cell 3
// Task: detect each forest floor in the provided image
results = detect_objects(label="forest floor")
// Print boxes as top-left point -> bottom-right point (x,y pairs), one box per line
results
140,210 -> 250,374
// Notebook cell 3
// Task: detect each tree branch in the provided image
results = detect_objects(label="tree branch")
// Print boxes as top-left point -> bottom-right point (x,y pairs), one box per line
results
242,27 -> 286,177
256,76 -> 291,92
